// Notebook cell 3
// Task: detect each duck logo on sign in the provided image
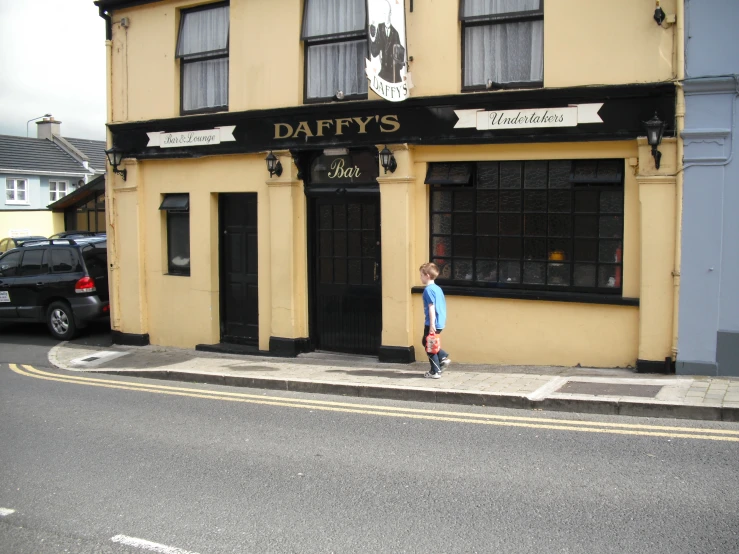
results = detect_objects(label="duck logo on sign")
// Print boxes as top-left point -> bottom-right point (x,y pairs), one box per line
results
366,0 -> 413,102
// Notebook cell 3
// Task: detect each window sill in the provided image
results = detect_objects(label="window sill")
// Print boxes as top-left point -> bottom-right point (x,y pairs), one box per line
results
5,202 -> 30,206
165,272 -> 190,277
461,82 -> 544,93
180,105 -> 228,116
411,286 -> 639,307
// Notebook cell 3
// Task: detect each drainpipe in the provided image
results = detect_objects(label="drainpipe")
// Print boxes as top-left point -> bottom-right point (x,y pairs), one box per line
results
671,0 -> 686,361
99,4 -> 122,330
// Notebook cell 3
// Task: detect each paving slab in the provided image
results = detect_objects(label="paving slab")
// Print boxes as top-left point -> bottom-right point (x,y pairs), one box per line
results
47,342 -> 739,422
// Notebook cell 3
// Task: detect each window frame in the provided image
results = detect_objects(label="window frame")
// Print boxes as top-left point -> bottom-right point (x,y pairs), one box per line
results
459,0 -> 544,92
159,194 -> 191,276
6,178 -> 29,205
428,159 -> 626,296
49,180 -> 69,202
176,1 -> 230,116
301,0 -> 369,104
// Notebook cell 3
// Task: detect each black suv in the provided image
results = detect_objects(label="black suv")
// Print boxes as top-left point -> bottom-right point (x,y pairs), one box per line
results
0,239 -> 110,339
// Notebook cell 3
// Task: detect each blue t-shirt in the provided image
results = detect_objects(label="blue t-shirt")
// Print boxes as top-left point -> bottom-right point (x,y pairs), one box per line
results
422,283 -> 447,329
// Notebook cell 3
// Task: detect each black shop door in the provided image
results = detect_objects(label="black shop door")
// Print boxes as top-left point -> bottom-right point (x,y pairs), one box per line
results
311,196 -> 382,355
219,193 -> 258,345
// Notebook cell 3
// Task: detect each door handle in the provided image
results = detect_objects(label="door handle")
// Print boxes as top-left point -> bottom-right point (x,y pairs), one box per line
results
374,262 -> 378,282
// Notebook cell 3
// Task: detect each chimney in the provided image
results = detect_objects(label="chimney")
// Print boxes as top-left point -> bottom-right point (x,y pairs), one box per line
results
36,117 -> 62,140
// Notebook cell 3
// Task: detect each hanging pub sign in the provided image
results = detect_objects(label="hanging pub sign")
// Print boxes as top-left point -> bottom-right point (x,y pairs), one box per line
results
366,0 -> 413,102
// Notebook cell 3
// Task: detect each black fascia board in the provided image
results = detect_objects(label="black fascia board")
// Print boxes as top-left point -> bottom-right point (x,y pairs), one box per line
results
108,82 -> 677,160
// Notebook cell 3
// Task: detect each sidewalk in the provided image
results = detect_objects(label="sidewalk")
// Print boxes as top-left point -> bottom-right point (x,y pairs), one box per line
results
49,342 -> 739,422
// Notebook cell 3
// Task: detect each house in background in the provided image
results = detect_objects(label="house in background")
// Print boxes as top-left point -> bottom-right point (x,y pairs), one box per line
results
0,117 -> 106,238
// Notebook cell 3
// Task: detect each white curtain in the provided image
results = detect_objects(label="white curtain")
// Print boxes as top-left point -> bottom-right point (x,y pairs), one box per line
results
303,0 -> 367,99
303,0 -> 365,38
183,58 -> 229,111
307,40 -> 368,99
177,6 -> 229,56
463,0 -> 540,17
178,6 -> 229,111
464,19 -> 543,86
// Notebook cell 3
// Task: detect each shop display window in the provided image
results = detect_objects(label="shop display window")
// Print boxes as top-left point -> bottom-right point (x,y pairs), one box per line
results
427,159 -> 624,294
460,0 -> 544,91
302,0 -> 368,103
159,194 -> 191,276
176,2 -> 230,115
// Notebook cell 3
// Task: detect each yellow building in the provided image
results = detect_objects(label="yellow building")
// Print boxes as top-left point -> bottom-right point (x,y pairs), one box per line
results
95,0 -> 684,372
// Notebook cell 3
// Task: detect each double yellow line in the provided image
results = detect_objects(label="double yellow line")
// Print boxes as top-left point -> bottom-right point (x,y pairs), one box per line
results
9,363 -> 739,442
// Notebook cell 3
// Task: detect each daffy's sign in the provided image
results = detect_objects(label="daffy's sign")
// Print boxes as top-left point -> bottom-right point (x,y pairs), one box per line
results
366,0 -> 412,102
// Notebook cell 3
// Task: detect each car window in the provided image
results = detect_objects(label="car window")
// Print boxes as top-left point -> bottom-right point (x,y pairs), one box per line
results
82,247 -> 108,275
50,248 -> 82,273
0,251 -> 22,277
20,249 -> 48,276
0,239 -> 6,252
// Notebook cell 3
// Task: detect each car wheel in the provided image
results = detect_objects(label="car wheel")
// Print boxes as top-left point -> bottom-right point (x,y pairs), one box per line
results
46,301 -> 78,340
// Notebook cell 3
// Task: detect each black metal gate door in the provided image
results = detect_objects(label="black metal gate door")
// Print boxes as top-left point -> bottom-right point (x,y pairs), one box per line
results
220,193 -> 258,345
312,195 -> 382,355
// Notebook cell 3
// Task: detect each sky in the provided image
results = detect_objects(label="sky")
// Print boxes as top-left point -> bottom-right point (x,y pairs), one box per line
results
0,0 -> 106,141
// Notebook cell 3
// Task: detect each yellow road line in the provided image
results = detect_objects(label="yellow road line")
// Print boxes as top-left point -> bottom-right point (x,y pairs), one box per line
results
18,364 -> 739,436
9,364 -> 739,442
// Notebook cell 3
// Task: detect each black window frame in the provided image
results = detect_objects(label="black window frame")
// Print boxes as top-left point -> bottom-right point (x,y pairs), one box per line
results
428,159 -> 626,296
159,194 -> 191,276
301,0 -> 369,104
459,0 -> 544,92
176,1 -> 230,116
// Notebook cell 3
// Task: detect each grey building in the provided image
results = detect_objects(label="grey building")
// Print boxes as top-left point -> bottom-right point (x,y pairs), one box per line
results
677,0 -> 739,376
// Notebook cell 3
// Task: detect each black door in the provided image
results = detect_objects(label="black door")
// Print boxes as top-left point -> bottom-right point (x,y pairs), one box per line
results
219,193 -> 258,345
311,195 -> 382,355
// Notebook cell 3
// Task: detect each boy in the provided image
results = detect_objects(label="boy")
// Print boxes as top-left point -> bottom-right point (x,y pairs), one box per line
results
419,262 -> 451,379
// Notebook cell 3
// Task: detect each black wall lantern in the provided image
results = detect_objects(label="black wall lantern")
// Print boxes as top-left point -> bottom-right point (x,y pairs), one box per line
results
265,151 -> 283,177
644,112 -> 666,170
379,145 -> 397,174
105,145 -> 127,181
654,5 -> 666,25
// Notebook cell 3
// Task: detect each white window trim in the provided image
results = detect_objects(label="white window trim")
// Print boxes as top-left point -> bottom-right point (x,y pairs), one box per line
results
6,178 -> 30,205
50,180 -> 70,202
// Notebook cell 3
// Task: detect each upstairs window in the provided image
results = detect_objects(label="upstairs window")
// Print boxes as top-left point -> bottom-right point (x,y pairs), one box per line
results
302,0 -> 367,102
50,180 -> 69,202
176,2 -> 230,114
428,159 -> 625,295
460,0 -> 543,90
6,179 -> 28,205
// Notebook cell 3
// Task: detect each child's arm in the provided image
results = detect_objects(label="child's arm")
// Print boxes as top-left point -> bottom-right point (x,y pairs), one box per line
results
428,304 -> 437,333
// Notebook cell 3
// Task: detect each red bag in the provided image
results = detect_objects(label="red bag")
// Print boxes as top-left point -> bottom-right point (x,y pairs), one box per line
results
426,331 -> 441,355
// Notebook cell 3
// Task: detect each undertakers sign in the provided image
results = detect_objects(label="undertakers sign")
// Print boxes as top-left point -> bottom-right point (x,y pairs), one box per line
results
454,104 -> 604,131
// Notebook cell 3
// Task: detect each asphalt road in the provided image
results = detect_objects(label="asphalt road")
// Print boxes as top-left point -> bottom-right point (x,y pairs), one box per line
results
1,326 -> 739,553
